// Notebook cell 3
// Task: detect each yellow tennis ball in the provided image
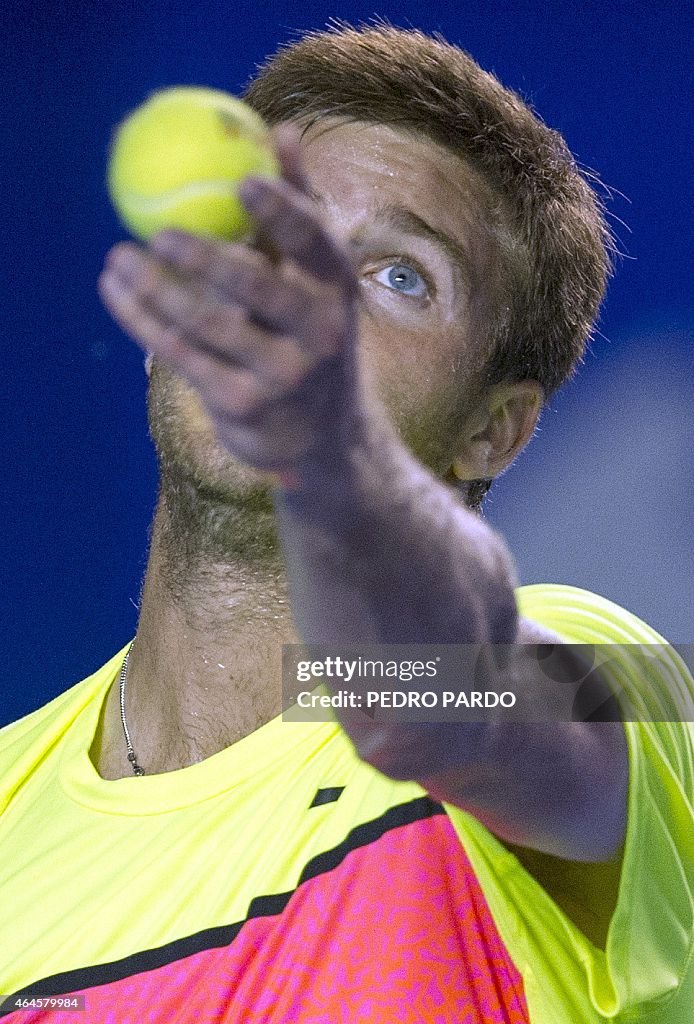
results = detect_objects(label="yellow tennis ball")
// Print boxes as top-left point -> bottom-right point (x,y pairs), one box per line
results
107,86 -> 280,242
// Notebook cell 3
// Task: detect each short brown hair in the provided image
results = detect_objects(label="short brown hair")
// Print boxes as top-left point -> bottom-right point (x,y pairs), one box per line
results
243,20 -> 615,505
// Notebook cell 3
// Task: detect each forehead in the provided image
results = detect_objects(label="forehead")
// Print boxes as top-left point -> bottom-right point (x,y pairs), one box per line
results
296,118 -> 501,236
294,119 -> 505,311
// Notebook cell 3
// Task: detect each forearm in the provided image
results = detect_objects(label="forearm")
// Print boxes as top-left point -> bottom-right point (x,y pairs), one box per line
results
273,419 -> 629,864
421,720 -> 628,861
273,408 -> 519,647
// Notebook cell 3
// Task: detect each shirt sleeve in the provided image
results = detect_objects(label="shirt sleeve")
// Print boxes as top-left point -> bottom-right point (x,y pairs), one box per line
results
516,584 -> 694,1016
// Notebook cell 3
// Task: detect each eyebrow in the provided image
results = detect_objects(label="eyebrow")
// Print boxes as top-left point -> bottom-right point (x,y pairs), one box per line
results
304,185 -> 473,282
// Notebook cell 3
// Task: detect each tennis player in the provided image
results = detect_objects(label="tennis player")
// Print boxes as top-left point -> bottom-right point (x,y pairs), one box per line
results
1,23 -> 691,1024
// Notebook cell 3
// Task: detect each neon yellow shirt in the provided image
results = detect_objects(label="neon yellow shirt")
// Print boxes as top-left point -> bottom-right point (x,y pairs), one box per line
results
0,585 -> 691,1022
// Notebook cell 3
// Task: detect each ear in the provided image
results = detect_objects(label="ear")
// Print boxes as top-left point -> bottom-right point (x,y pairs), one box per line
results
450,380 -> 543,481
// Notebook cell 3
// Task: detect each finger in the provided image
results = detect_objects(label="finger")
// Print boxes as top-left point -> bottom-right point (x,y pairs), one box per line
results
99,265 -> 293,418
101,242 -> 264,367
237,176 -> 358,296
100,244 -> 314,386
270,123 -> 310,194
99,260 -> 239,387
246,123 -> 309,264
149,232 -> 350,357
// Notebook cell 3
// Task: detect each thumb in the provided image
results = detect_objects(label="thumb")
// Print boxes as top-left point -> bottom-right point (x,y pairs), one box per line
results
270,123 -> 311,195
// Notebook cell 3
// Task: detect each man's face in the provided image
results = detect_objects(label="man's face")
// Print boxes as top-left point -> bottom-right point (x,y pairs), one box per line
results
148,119 -> 505,497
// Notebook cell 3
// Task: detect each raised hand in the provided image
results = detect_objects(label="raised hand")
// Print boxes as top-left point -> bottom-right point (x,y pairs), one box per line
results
98,125 -> 363,484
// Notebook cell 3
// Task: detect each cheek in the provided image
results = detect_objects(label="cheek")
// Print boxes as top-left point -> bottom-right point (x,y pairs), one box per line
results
358,323 -> 470,471
361,318 -> 465,413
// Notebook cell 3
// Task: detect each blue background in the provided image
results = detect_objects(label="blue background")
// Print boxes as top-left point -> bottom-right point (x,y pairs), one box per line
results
2,1 -> 692,726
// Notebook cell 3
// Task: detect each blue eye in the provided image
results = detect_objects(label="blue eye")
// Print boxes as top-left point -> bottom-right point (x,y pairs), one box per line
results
373,261 -> 429,299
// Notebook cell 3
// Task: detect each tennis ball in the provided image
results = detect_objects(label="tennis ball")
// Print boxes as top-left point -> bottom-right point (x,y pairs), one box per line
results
107,86 -> 280,242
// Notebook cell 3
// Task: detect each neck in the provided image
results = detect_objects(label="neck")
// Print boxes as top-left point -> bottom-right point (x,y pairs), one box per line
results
92,478 -> 298,779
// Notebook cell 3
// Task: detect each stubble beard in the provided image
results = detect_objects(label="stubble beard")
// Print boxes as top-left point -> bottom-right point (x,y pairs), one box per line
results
146,361 -> 284,597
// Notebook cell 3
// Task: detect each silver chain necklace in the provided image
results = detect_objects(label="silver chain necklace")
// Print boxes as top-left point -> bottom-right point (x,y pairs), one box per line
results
119,642 -> 145,776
